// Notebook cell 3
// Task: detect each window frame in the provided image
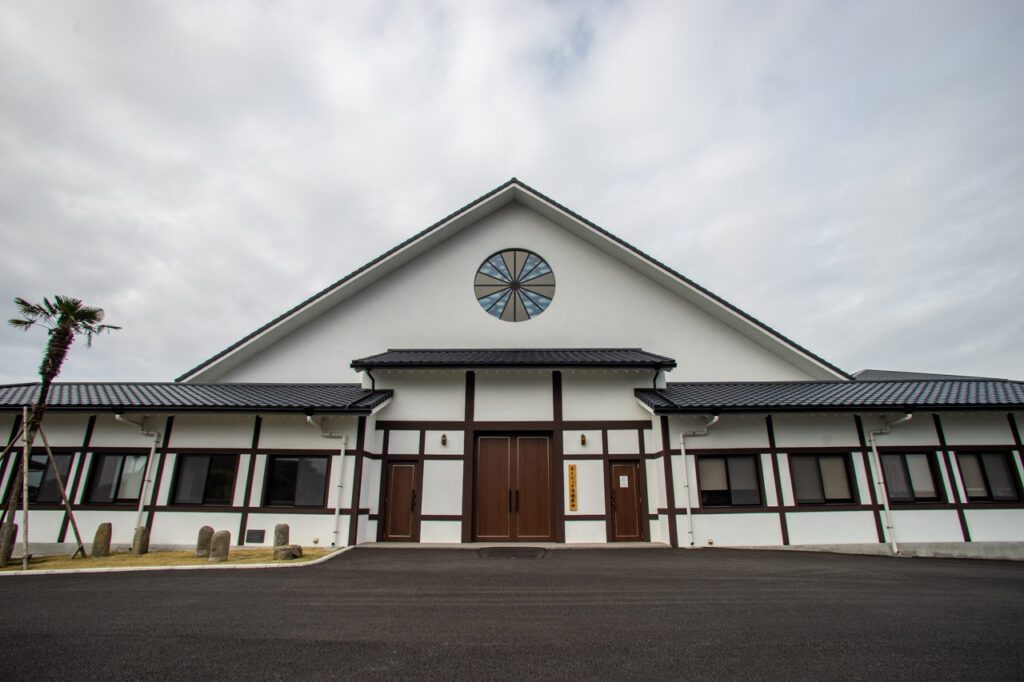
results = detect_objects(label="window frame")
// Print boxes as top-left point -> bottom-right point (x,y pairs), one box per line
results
788,453 -> 858,506
84,452 -> 150,505
879,451 -> 946,504
955,450 -> 1022,503
169,453 -> 239,507
695,454 -> 764,508
263,455 -> 330,508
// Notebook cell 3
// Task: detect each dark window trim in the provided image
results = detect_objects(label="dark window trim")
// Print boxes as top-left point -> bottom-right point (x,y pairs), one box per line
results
695,454 -> 765,508
954,450 -> 1022,503
788,452 -> 858,507
169,453 -> 240,507
877,450 -> 947,505
262,454 -> 331,508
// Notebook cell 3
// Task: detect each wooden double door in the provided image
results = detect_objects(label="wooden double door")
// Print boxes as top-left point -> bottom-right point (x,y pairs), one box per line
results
474,435 -> 554,541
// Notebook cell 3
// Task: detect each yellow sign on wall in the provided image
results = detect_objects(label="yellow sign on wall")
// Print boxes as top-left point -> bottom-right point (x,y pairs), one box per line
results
568,464 -> 578,511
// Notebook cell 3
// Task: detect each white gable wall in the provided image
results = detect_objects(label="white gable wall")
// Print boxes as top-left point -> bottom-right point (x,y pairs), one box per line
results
214,202 -> 828,383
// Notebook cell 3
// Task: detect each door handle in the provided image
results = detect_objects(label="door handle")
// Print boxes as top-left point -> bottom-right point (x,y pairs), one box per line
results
610,491 -> 616,510
411,490 -> 417,512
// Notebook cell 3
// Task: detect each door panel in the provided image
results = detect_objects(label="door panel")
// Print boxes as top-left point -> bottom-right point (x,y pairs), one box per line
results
516,437 -> 552,539
610,461 -> 644,542
383,462 -> 418,541
473,434 -> 554,541
475,437 -> 512,540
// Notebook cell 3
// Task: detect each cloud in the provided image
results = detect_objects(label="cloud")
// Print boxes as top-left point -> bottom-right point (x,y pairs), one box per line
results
1,0 -> 1022,382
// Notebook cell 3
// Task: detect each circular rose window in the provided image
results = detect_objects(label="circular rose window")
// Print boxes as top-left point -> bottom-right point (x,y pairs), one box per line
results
474,249 -> 555,321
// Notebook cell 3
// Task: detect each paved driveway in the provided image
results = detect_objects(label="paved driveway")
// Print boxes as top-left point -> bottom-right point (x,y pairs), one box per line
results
0,547 -> 1022,680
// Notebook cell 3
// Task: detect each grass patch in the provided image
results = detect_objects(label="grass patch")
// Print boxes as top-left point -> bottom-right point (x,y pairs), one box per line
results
1,547 -> 334,572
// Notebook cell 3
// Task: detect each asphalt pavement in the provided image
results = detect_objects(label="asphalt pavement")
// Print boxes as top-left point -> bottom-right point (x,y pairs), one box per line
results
0,546 -> 1021,680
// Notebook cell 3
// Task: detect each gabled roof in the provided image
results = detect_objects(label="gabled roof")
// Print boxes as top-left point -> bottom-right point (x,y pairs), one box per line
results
0,383 -> 393,414
635,380 -> 1024,414
352,348 -> 677,371
177,179 -> 850,382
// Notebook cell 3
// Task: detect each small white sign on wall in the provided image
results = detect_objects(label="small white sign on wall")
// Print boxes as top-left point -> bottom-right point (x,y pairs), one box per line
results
619,475 -> 629,488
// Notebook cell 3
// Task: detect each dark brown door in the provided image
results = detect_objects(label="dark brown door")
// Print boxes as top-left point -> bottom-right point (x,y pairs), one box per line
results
609,461 -> 644,542
474,435 -> 553,541
383,462 -> 419,541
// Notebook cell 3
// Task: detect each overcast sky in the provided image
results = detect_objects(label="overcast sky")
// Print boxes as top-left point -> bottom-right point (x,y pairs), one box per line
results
1,1 -> 1022,384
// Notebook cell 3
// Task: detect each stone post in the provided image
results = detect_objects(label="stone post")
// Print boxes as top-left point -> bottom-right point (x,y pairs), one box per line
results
274,523 -> 289,547
195,525 -> 214,558
131,526 -> 150,555
209,530 -> 231,563
92,522 -> 112,558
0,523 -> 17,568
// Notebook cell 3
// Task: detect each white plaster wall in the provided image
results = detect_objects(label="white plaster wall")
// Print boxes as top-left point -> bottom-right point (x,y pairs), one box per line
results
564,460 -> 605,515
326,454 -> 346,509
562,373 -> 655,421
360,458 -> 382,513
170,415 -> 255,449
939,412 -> 1014,446
649,515 -> 669,544
670,414 -> 769,450
565,520 -> 606,543
259,415 -> 357,450
674,454 -> 699,508
761,453 -> 779,507
21,510 -> 65,543
852,453 -> 873,505
89,414 -> 167,448
149,512 -> 242,546
156,453 -> 177,505
934,454 -> 957,502
213,203 -> 826,383
73,453 -> 92,503
475,371 -> 552,421
963,509 -> 1024,541
73,510 -> 144,545
890,510 -> 963,543
644,428 -> 660,454
860,414 -> 938,447
420,520 -> 462,543
645,457 -> 666,512
365,372 -> 465,421
388,430 -> 420,455
772,414 -> 861,449
563,430 -> 601,455
776,454 -> 794,506
689,513 -> 784,547
359,517 -> 375,544
244,513 -> 336,546
31,414 -> 90,447
249,455 -> 266,506
421,460 -> 463,515
785,512 -> 879,544
607,429 -> 641,454
425,430 -> 462,455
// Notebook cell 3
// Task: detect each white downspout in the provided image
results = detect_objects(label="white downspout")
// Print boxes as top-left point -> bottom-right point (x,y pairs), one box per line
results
679,415 -> 720,548
307,416 -> 348,548
114,414 -> 162,533
867,413 -> 913,555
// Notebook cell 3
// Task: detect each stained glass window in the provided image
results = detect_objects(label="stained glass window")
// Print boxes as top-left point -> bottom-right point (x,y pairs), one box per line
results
474,249 -> 555,321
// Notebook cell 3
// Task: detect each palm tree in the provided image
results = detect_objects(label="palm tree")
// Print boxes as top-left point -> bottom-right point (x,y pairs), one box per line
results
2,296 -> 119,566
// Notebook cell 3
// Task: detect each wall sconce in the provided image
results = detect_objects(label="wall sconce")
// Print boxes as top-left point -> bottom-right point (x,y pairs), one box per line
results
441,434 -> 447,446
580,434 -> 586,446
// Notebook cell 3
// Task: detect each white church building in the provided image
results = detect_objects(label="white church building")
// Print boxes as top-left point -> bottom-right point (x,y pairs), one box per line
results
3,179 -> 1023,555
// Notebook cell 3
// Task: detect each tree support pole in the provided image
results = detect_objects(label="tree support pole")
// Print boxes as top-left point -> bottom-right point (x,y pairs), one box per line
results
38,426 -> 87,558
21,407 -> 30,570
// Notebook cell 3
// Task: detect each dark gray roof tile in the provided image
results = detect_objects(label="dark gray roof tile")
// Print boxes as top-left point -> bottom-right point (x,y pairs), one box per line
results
351,348 -> 676,370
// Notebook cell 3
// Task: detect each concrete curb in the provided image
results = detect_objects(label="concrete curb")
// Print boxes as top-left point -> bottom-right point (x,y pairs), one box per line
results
0,545 -> 354,577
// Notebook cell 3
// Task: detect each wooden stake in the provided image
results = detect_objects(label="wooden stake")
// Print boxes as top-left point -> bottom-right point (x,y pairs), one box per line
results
38,426 -> 87,559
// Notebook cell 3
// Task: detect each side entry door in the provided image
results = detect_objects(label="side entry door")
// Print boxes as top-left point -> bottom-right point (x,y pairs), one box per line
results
609,461 -> 644,542
383,461 -> 420,541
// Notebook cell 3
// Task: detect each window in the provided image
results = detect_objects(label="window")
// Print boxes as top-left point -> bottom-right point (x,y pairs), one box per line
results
264,456 -> 328,506
475,249 -> 555,321
697,455 -> 761,506
881,453 -> 941,503
172,455 -> 237,505
24,453 -> 72,503
957,452 -> 1020,502
790,454 -> 854,505
86,454 -> 148,504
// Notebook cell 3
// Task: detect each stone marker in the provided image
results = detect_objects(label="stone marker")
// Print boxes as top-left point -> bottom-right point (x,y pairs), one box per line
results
195,525 -> 214,558
209,530 -> 230,562
131,526 -> 150,555
92,522 -> 112,558
273,544 -> 303,561
0,523 -> 17,567
273,523 -> 289,548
